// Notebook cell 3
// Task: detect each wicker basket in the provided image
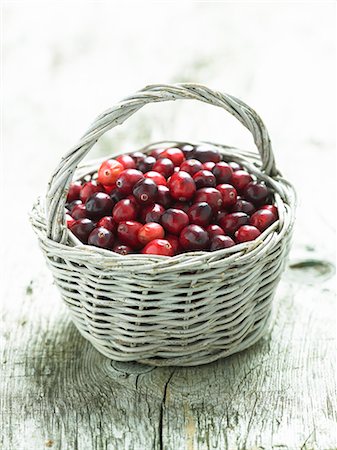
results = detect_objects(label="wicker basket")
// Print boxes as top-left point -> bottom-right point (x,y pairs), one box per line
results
30,83 -> 296,367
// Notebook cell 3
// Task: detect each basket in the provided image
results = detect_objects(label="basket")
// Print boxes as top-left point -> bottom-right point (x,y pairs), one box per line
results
30,83 -> 296,367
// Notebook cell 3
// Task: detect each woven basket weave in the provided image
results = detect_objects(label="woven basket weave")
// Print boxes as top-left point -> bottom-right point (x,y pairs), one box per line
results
30,83 -> 296,367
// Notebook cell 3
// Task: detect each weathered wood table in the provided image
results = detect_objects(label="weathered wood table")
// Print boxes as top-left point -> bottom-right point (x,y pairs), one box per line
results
1,3 -> 336,449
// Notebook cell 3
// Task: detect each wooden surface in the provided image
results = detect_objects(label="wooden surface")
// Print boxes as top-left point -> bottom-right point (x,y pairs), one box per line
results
1,3 -> 336,450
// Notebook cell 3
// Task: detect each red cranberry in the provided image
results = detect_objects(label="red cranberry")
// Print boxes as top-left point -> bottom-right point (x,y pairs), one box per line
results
85,192 -> 114,220
117,221 -> 143,248
206,224 -> 225,240
187,202 -> 213,227
103,184 -> 116,195
215,210 -> 228,224
168,171 -> 196,201
212,162 -> 233,184
202,162 -> 215,171
141,203 -> 165,223
67,181 -> 82,203
161,208 -> 189,235
80,180 -> 104,202
216,184 -> 237,208
229,161 -> 242,171
180,144 -> 196,159
133,178 -> 158,205
71,203 -> 87,220
194,187 -> 223,212
153,158 -> 175,178
210,235 -> 235,251
98,159 -> 124,186
235,225 -> 261,243
116,169 -> 144,195
150,148 -> 165,158
66,199 -> 82,211
179,159 -> 203,176
66,214 -> 75,228
110,188 -> 125,204
166,234 -> 180,254
144,171 -> 167,186
116,154 -> 136,169
159,148 -> 185,166
130,152 -> 146,166
113,243 -> 132,255
141,239 -> 174,256
249,209 -> 276,231
156,185 -> 172,208
97,216 -> 116,233
88,227 -> 115,249
219,212 -> 249,235
112,199 -> 138,222
179,225 -> 210,251
243,182 -> 269,206
193,145 -> 221,163
171,202 -> 190,213
69,218 -> 95,243
138,156 -> 156,173
231,199 -> 256,215
138,222 -> 165,245
193,170 -> 216,189
260,204 -> 278,218
231,170 -> 253,192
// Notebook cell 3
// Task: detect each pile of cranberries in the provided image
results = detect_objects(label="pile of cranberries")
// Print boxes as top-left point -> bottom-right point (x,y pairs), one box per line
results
65,145 -> 278,256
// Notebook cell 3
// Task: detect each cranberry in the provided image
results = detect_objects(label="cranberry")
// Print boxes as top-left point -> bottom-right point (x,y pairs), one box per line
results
249,209 -> 276,231
85,192 -> 114,220
80,180 -> 104,202
112,199 -> 138,222
144,171 -> 167,186
231,199 -> 256,215
210,235 -> 235,251
88,227 -> 115,249
231,170 -> 253,192
171,202 -> 190,213
202,162 -> 215,171
168,171 -> 196,201
180,144 -> 196,159
193,145 -> 221,163
235,225 -> 261,243
206,224 -> 225,240
98,159 -> 124,186
117,221 -> 143,248
179,159 -> 203,176
67,181 -> 82,203
110,188 -> 125,204
229,161 -> 242,171
141,239 -> 174,256
243,182 -> 269,206
133,178 -> 158,205
103,184 -> 116,195
156,185 -> 172,208
138,156 -> 156,173
159,148 -> 185,166
116,169 -> 144,195
260,204 -> 278,218
193,170 -> 216,189
187,202 -> 213,227
66,199 -> 82,211
212,162 -> 233,184
66,214 -> 75,228
150,148 -> 165,159
215,210 -> 228,224
179,225 -> 210,251
71,203 -> 87,220
219,212 -> 249,235
216,184 -> 237,208
138,222 -> 165,245
161,208 -> 189,235
70,218 -> 95,243
166,234 -> 180,254
130,151 -> 146,166
113,243 -> 132,255
153,158 -> 175,178
140,203 -> 165,223
194,187 -> 222,212
97,216 -> 116,233
116,154 -> 136,169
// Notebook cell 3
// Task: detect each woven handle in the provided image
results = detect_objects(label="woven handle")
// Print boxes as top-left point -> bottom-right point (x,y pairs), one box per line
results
46,83 -> 277,242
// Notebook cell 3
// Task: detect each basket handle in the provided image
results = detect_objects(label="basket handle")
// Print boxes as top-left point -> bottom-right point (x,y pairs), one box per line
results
46,83 -> 277,242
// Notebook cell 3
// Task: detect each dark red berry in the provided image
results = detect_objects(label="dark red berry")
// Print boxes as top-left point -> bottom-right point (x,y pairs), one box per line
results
193,170 -> 216,189
235,225 -> 261,243
80,181 -> 104,202
187,202 -> 213,227
153,158 -> 175,178
159,148 -> 185,166
97,216 -> 116,233
193,145 -> 221,163
116,169 -> 144,195
179,225 -> 210,251
67,181 -> 82,203
70,218 -> 95,243
212,162 -> 233,184
150,148 -> 165,159
141,203 -> 165,223
66,214 -> 75,228
66,199 -> 82,211
206,224 -> 225,240
180,144 -> 196,159
144,171 -> 167,186
112,199 -> 138,222
86,192 -> 114,220
133,178 -> 158,205
116,154 -> 136,169
216,184 -> 237,208
141,239 -> 174,256
259,204 -> 278,218
113,243 -> 132,255
228,161 -> 242,171
231,170 -> 253,192
117,221 -> 143,248
219,212 -> 249,235
179,159 -> 203,176
168,171 -> 196,201
138,222 -> 165,245
202,161 -> 216,171
171,202 -> 190,213
243,182 -> 269,206
138,156 -> 156,173
156,185 -> 172,208
231,199 -> 256,215
210,235 -> 235,251
88,227 -> 115,249
249,209 -> 276,231
71,203 -> 87,220
161,208 -> 189,235
110,188 -> 125,204
130,152 -> 146,166
166,234 -> 180,254
215,210 -> 228,224
98,159 -> 124,186
194,187 -> 222,212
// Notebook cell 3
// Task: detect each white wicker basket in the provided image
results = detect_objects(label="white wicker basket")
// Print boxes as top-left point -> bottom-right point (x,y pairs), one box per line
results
30,84 -> 296,366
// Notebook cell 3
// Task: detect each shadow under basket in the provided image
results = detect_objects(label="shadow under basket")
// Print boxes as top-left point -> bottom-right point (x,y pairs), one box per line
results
30,83 -> 296,366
